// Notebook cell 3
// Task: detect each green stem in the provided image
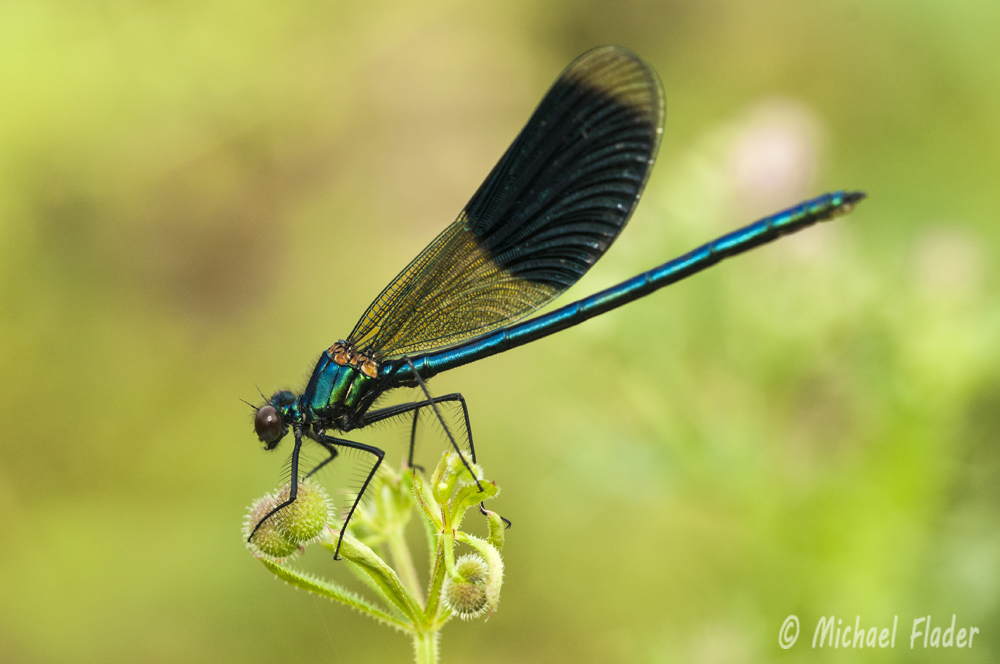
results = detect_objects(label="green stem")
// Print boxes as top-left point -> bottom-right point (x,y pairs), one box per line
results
412,630 -> 438,664
387,526 -> 424,607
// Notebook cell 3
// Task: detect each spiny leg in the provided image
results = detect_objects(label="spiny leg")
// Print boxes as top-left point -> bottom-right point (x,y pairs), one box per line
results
402,358 -> 510,528
408,410 -> 423,472
304,438 -> 339,479
247,429 -> 304,542
317,433 -> 385,560
361,392 -> 477,470
400,359 -> 482,487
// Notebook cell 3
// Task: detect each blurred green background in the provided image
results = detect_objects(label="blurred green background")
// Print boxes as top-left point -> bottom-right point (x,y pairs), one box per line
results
2,0 -> 999,662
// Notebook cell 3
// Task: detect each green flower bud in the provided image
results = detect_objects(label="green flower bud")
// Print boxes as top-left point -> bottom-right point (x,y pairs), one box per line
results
273,479 -> 333,544
244,494 -> 298,559
441,554 -> 490,619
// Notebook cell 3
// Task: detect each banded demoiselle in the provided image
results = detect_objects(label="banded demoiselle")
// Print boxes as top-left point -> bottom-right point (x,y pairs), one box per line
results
248,46 -> 865,557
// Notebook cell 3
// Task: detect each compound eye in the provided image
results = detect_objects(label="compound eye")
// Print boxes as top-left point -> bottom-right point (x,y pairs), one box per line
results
254,405 -> 282,443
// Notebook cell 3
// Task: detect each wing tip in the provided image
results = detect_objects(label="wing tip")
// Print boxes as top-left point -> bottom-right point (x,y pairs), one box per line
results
563,45 -> 664,123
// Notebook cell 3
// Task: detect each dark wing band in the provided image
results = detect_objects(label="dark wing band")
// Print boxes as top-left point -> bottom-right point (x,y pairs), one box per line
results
348,46 -> 664,360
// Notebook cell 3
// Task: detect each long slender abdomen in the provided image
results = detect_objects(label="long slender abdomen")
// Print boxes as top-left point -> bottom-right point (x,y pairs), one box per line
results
388,191 -> 865,382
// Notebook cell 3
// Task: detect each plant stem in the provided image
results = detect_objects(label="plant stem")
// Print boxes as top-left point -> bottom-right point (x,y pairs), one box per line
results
387,526 -> 424,607
412,630 -> 438,664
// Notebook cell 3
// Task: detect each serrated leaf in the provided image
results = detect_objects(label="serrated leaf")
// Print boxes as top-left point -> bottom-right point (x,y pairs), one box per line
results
259,558 -> 412,633
320,532 -> 425,627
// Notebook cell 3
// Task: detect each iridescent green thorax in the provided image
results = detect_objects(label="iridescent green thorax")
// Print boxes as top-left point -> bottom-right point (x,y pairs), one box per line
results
300,346 -> 381,427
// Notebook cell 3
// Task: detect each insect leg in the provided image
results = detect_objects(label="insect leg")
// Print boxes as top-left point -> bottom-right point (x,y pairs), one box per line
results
247,429 -> 304,542
405,359 -> 510,528
304,437 -> 339,479
408,411 -> 423,472
316,433 -> 385,560
361,392 -> 475,470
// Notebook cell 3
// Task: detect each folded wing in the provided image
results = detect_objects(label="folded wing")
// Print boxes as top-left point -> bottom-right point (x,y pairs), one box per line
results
348,46 -> 664,360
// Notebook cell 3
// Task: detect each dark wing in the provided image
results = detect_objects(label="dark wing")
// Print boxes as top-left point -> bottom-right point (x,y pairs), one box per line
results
348,45 -> 664,360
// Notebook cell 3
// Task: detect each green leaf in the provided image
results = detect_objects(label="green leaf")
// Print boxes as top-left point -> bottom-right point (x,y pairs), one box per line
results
320,532 -> 425,627
450,480 -> 499,530
484,509 -> 505,552
258,558 -> 412,633
412,472 -> 444,532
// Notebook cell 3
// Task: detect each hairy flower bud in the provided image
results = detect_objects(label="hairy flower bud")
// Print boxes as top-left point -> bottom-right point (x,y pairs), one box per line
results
441,554 -> 490,619
273,479 -> 333,544
244,494 -> 298,559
